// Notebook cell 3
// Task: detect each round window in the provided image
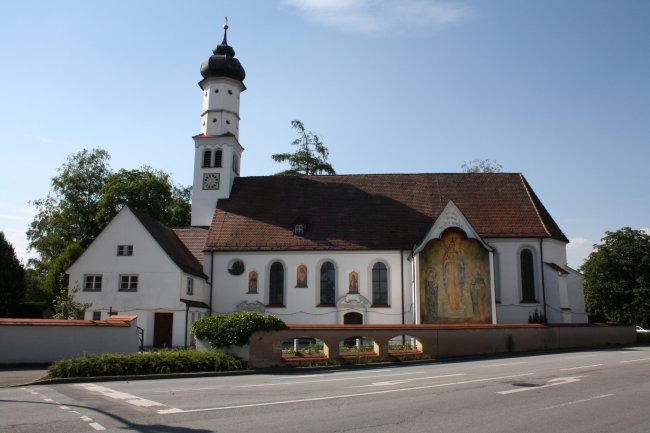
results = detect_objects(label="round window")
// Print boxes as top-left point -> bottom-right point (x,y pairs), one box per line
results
228,259 -> 245,276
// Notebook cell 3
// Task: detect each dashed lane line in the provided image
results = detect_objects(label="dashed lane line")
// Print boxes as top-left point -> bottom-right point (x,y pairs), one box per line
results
559,364 -> 603,371
543,393 -> 614,410
20,387 -> 106,431
76,383 -> 164,407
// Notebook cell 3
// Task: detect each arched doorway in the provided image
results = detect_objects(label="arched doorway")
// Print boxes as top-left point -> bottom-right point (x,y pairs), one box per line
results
343,312 -> 363,325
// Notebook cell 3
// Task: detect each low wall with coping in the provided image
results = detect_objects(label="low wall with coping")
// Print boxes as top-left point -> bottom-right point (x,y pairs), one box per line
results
248,324 -> 636,368
0,315 -> 139,364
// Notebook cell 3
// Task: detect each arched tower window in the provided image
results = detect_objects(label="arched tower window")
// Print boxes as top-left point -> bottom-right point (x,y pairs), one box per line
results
320,261 -> 336,305
269,262 -> 285,307
202,150 -> 212,168
214,150 -> 223,168
520,249 -> 536,302
372,262 -> 389,306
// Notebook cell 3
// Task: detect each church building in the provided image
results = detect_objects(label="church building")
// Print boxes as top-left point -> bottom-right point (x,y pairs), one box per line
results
68,24 -> 587,348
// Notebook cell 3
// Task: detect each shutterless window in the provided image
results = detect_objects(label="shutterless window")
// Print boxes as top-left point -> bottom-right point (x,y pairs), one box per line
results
84,275 -> 102,291
117,245 -> 133,256
92,311 -> 101,320
203,150 -> 212,167
319,261 -> 336,305
187,277 -> 194,295
372,262 -> 389,305
269,262 -> 284,306
521,249 -> 536,302
119,274 -> 138,291
214,150 -> 223,167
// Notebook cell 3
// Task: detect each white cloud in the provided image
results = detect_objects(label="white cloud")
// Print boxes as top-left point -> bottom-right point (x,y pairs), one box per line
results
642,228 -> 650,236
566,237 -> 593,270
284,0 -> 471,34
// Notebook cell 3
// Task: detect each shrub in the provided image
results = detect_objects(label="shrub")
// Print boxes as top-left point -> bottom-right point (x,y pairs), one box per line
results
192,312 -> 287,348
47,349 -> 244,378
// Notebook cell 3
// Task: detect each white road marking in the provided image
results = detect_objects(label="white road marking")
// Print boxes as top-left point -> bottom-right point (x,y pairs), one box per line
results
621,357 -> 650,364
89,422 -> 106,431
560,364 -> 603,371
81,416 -> 93,422
157,373 -> 534,414
59,405 -> 70,410
543,393 -> 613,410
234,371 -> 421,388
349,373 -> 465,388
43,398 -> 53,402
272,369 -> 403,379
564,354 -> 597,359
497,376 -> 584,395
480,361 -> 528,368
76,384 -> 164,407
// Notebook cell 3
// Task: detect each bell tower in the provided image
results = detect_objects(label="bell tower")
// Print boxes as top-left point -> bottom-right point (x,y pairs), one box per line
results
191,19 -> 246,226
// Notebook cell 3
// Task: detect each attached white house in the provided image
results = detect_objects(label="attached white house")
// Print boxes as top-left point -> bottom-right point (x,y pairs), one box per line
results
68,206 -> 210,347
68,24 -> 587,347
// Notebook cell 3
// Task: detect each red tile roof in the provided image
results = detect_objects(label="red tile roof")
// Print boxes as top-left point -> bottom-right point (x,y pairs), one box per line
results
173,227 -> 209,264
205,173 -> 568,251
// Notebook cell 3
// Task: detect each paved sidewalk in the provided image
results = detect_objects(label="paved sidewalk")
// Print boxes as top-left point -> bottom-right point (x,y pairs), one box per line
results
0,367 -> 48,388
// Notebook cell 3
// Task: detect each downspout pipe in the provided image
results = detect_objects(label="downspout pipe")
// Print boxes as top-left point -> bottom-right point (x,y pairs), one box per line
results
539,238 -> 547,321
209,251 -> 215,317
184,303 -> 189,349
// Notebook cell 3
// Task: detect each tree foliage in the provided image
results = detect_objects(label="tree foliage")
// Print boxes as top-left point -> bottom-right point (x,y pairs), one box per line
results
52,284 -> 92,320
28,149 -> 191,269
97,167 -> 191,228
0,232 -> 26,317
581,227 -> 650,326
272,120 -> 336,176
27,149 -> 111,265
43,242 -> 83,303
461,158 -> 503,173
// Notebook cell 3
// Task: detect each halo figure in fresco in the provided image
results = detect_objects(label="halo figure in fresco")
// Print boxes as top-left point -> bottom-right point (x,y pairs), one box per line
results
442,235 -> 465,312
470,268 -> 487,318
425,267 -> 438,321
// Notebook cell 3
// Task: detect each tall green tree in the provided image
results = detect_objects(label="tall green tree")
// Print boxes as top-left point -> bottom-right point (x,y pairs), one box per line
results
43,242 -> 83,304
96,167 -> 191,228
272,120 -> 336,176
461,158 -> 503,173
27,148 -> 111,265
0,232 -> 26,317
581,227 -> 650,326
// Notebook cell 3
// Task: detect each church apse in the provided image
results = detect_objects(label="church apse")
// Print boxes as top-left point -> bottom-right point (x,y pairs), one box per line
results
419,229 -> 492,324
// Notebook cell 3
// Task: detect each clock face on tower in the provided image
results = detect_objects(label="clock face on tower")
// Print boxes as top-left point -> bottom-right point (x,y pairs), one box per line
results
202,173 -> 220,190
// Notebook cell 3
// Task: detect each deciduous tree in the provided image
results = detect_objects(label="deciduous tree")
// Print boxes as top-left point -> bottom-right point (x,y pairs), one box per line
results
581,227 -> 650,326
0,232 -> 25,317
461,158 -> 503,173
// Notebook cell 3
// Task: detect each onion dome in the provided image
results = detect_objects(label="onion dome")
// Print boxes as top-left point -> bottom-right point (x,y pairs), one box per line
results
200,19 -> 246,82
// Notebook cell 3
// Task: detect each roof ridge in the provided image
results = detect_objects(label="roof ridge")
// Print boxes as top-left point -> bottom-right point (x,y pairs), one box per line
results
518,174 -> 552,238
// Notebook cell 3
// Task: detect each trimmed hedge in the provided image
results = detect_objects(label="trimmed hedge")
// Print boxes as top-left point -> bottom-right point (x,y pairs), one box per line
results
192,312 -> 287,347
47,350 -> 244,378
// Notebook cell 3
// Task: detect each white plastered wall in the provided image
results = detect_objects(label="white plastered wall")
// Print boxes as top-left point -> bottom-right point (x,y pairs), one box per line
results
208,250 -> 414,325
68,208 -> 210,346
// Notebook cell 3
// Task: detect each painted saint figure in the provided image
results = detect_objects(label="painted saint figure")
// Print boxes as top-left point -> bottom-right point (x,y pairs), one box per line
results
470,269 -> 487,317
442,235 -> 465,312
296,264 -> 307,288
248,270 -> 258,293
425,267 -> 438,322
349,271 -> 359,293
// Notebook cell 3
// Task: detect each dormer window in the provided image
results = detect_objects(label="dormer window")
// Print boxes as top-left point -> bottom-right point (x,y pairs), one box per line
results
294,224 -> 305,235
117,245 -> 133,256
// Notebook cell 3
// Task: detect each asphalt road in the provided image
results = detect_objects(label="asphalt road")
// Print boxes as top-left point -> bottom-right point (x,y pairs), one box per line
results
2,346 -> 650,433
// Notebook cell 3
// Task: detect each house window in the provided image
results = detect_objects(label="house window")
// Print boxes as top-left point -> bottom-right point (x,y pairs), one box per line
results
521,249 -> 536,302
372,262 -> 389,306
214,149 -> 223,167
294,224 -> 305,235
187,277 -> 194,295
268,262 -> 284,307
92,311 -> 101,320
117,245 -> 133,256
84,275 -> 102,291
319,261 -> 336,305
119,274 -> 138,291
203,150 -> 212,167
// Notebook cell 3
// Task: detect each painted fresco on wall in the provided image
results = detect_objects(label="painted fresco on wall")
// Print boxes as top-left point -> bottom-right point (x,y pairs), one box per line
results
296,264 -> 308,288
419,229 -> 492,324
248,270 -> 258,293
348,271 -> 359,293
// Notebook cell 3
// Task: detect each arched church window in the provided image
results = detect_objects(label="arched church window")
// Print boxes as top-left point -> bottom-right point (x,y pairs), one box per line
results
520,249 -> 536,302
269,261 -> 285,307
214,150 -> 223,168
202,150 -> 212,168
319,261 -> 336,305
372,262 -> 389,306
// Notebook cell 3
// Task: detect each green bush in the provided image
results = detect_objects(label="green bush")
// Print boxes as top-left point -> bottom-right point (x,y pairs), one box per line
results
192,312 -> 287,347
47,349 -> 244,378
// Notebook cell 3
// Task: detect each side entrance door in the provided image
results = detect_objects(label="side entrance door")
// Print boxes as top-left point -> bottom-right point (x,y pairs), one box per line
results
153,312 -> 173,348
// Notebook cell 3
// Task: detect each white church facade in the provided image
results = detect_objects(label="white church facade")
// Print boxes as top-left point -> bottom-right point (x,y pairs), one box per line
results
68,25 -> 587,348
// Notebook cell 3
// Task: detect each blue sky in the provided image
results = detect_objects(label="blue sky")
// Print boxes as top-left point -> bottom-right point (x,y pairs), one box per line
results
0,0 -> 648,268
